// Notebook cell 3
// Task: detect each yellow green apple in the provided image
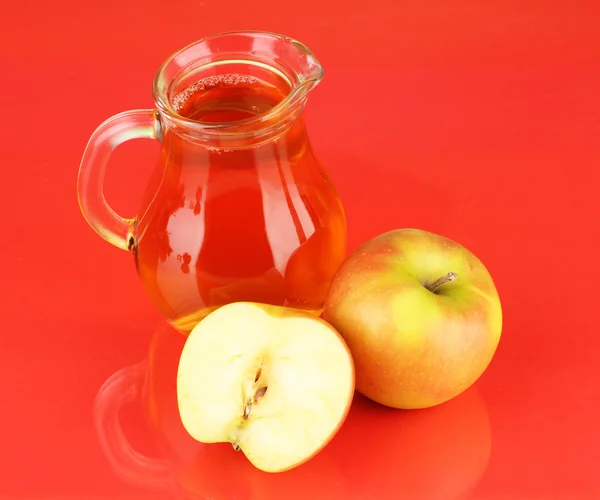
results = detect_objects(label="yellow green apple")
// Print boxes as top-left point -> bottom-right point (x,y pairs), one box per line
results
323,228 -> 502,409
176,302 -> 355,473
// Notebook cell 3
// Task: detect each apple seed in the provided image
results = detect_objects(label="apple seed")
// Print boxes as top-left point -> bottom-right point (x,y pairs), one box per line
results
254,386 -> 268,401
243,402 -> 251,419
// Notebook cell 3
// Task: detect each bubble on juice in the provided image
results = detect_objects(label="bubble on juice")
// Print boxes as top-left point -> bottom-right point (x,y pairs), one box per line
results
172,74 -> 260,113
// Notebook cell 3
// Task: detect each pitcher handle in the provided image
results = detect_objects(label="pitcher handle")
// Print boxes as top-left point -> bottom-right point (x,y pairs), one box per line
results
77,110 -> 160,250
93,361 -> 172,490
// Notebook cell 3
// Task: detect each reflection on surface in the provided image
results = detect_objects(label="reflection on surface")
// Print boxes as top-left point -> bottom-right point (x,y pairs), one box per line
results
93,360 -> 172,492
94,322 -> 492,499
331,390 -> 492,500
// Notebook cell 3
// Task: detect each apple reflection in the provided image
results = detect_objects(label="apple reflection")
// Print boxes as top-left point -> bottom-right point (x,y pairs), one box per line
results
331,389 -> 493,500
141,322 -> 347,500
95,321 -> 491,500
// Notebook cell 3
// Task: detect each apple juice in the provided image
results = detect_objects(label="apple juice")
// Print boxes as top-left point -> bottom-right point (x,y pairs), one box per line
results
133,73 -> 347,332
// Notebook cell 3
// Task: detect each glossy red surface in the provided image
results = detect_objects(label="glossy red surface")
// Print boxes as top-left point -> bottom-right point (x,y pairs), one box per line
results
2,1 -> 599,498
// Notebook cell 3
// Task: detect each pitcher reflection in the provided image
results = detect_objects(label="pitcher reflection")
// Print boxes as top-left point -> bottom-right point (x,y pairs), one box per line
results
93,322 -> 492,499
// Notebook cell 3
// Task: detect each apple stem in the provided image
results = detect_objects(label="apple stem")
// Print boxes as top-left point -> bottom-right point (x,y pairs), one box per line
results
427,272 -> 458,293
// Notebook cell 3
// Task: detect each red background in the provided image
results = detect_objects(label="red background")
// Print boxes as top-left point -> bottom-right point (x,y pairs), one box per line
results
1,0 -> 599,498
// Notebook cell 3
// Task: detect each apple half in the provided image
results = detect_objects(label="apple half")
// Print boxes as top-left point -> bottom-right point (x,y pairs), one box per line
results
176,302 -> 355,473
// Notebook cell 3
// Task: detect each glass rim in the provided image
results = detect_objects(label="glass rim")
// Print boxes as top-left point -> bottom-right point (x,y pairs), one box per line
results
151,30 -> 323,135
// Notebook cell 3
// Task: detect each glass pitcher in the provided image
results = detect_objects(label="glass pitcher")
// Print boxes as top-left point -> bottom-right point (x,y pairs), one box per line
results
77,31 -> 347,333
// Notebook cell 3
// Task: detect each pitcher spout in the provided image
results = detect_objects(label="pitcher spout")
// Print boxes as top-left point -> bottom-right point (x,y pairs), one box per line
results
261,34 -> 324,123
274,35 -> 324,95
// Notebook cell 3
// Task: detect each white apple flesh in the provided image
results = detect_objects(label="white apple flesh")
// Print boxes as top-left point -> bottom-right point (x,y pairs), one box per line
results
176,302 -> 355,473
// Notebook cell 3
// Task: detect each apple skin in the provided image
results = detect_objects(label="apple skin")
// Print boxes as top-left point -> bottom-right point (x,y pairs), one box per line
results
323,228 -> 502,409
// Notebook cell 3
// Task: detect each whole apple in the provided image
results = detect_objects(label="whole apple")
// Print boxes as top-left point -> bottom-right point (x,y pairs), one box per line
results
323,228 -> 502,409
